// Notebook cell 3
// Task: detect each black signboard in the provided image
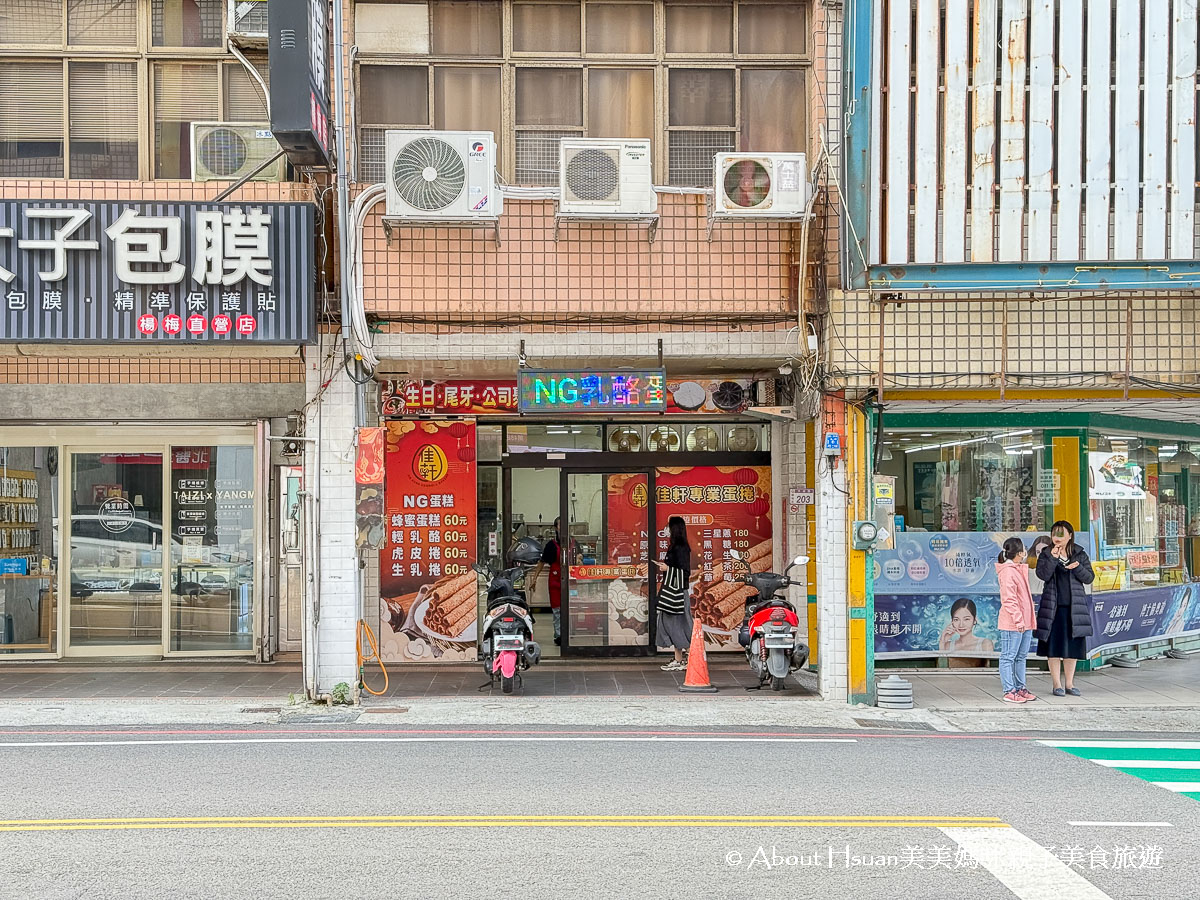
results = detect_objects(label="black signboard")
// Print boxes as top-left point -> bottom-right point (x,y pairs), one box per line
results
269,0 -> 332,168
0,200 -> 314,343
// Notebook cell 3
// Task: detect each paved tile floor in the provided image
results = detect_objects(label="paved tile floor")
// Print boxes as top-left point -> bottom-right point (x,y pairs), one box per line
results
903,652 -> 1200,710
0,661 -> 302,700
364,659 -> 820,700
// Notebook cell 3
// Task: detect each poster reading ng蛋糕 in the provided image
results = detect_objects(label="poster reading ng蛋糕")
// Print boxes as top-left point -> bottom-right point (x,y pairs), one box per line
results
379,421 -> 478,662
648,466 -> 773,651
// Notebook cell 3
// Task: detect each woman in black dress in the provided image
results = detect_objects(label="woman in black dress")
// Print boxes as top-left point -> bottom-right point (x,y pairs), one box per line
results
653,516 -> 693,671
1034,520 -> 1095,696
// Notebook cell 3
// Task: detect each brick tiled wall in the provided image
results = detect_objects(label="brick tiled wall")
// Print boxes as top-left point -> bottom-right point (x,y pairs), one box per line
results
0,356 -> 303,385
360,194 -> 799,323
0,180 -> 315,204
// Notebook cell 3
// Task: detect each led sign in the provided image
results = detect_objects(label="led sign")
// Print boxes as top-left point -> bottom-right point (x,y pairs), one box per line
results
518,370 -> 667,413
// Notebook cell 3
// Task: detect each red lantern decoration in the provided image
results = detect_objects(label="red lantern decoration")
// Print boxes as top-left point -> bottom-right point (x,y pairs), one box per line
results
748,497 -> 770,518
457,445 -> 476,462
732,468 -> 758,486
447,422 -> 470,439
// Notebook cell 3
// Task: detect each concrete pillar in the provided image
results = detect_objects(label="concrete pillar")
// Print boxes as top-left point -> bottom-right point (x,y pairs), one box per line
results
303,336 -> 360,695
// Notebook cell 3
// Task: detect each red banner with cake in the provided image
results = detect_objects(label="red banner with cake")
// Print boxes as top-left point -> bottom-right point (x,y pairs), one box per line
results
606,465 -> 772,650
380,420 -> 478,662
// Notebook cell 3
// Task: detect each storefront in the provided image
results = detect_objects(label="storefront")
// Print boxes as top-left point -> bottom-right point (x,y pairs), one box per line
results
0,198 -> 316,660
0,425 -> 269,658
871,413 -> 1200,664
376,373 -> 779,662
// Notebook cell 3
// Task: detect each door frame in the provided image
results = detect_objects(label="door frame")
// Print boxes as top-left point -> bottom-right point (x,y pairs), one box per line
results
558,465 -> 656,658
0,424 -> 263,659
61,443 -> 169,658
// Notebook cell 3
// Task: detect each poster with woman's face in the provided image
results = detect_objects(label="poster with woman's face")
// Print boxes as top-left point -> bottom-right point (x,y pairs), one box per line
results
875,593 -> 1001,656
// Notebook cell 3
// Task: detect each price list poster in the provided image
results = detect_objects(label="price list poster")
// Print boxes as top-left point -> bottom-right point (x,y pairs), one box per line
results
380,421 -> 478,663
607,466 -> 772,650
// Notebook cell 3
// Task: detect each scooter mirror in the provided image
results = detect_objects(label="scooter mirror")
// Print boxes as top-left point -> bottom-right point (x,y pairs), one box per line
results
792,555 -> 809,567
728,549 -> 743,561
471,563 -> 489,576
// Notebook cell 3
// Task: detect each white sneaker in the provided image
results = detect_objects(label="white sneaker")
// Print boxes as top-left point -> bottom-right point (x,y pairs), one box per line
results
660,659 -> 684,671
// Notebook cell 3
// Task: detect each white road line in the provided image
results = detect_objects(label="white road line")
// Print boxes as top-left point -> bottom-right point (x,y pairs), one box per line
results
1067,821 -> 1173,828
1151,782 -> 1200,792
0,736 -> 858,748
1038,740 -> 1200,750
1090,760 -> 1200,769
941,826 -> 1113,900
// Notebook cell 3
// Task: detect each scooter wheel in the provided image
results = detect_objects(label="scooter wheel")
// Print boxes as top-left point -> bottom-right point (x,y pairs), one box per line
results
501,672 -> 515,694
771,675 -> 786,692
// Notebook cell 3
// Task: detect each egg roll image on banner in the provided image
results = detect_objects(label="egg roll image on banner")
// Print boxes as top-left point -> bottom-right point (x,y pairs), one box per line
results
380,421 -> 479,663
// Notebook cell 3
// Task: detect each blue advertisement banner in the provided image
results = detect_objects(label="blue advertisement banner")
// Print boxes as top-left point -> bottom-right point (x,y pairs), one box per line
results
874,531 -> 1200,657
875,593 -> 1001,656
1088,584 -> 1200,655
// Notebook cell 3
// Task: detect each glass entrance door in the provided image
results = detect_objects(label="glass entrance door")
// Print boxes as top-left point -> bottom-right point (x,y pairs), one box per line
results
561,471 -> 652,655
67,451 -> 165,654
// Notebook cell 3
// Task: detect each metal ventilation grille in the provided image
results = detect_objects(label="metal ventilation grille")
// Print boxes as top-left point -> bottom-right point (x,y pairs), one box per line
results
392,136 -> 466,211
668,131 -> 735,187
199,128 -> 248,177
565,148 -> 620,202
722,159 -> 772,209
233,1 -> 269,33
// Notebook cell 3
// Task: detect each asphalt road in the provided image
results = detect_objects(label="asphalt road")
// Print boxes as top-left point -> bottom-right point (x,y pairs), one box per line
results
0,725 -> 1195,900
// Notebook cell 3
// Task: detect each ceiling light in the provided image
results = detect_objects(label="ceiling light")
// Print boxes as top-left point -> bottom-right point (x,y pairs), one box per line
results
1165,442 -> 1200,472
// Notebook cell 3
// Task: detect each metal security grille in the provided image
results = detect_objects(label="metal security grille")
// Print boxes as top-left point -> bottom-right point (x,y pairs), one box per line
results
233,0 -> 269,33
873,0 -> 1200,266
668,131 -> 735,187
515,130 -> 577,185
359,127 -> 386,183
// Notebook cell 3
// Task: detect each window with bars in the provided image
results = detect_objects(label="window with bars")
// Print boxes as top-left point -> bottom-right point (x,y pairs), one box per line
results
0,0 -> 266,181
0,0 -> 224,48
354,0 -> 810,188
357,63 -> 502,182
154,60 -> 269,179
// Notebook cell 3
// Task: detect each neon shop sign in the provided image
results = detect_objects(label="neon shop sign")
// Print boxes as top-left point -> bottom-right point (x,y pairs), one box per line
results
518,369 -> 667,413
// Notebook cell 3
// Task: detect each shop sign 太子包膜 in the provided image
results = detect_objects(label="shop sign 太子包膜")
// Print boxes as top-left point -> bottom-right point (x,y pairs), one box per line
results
0,201 -> 314,343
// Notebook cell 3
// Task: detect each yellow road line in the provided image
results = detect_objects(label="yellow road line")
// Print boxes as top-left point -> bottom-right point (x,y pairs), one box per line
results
0,815 -> 1010,833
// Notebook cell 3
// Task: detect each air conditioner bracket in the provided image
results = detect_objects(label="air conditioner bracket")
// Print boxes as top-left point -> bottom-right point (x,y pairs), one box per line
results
380,216 -> 502,248
553,208 -> 660,244
705,193 -> 813,242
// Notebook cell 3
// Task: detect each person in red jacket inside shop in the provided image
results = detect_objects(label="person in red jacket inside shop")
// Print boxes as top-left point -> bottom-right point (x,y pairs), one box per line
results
529,517 -> 564,646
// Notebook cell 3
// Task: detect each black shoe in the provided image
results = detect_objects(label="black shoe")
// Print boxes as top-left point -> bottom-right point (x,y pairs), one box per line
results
554,636 -> 561,646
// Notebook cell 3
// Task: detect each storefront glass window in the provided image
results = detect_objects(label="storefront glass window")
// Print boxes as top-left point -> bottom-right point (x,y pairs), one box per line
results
0,447 -> 58,654
168,446 -> 255,651
506,424 -> 603,453
876,429 -> 1051,533
1087,434 -> 1199,591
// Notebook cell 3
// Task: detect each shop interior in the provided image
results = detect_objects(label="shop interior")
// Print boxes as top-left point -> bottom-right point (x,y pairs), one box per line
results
874,422 -> 1200,592
474,420 -> 771,658
0,438 -> 259,658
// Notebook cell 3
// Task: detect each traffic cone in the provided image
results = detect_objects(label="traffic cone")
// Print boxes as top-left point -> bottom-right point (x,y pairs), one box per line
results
678,617 -> 718,693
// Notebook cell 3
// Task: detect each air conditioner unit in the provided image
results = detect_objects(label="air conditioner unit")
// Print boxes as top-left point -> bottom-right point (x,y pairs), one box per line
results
559,139 -> 656,215
191,123 -> 285,182
228,0 -> 269,47
714,153 -> 809,217
385,131 -> 501,219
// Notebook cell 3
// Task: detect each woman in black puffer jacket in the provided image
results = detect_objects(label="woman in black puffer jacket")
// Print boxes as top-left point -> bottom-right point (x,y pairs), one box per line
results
1034,520 -> 1094,697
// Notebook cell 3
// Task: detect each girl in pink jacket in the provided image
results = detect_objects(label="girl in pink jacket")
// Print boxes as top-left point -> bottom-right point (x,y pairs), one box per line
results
996,537 -> 1037,703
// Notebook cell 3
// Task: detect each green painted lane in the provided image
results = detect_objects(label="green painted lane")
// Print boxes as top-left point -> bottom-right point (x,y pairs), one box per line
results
1039,741 -> 1200,803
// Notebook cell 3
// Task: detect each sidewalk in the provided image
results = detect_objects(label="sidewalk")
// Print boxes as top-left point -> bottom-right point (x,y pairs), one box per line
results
360,658 -> 819,700
0,660 -> 301,701
904,652 -> 1200,710
899,651 -> 1200,734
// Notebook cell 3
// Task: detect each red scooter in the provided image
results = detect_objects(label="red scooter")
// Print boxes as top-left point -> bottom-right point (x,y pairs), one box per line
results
730,549 -> 810,691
